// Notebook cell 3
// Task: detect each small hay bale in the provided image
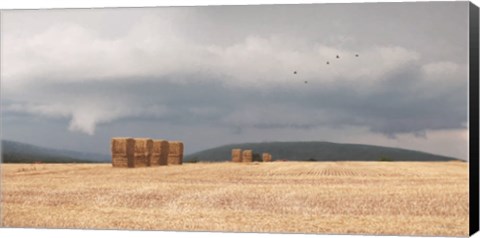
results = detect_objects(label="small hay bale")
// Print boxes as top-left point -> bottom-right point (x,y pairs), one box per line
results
152,139 -> 169,166
242,150 -> 253,163
168,141 -> 184,165
133,138 -> 153,167
111,137 -> 134,168
262,153 -> 272,162
231,149 -> 242,163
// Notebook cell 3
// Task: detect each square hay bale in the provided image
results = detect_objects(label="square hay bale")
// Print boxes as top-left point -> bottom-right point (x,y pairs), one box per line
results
111,137 -> 134,168
231,149 -> 242,163
262,153 -> 272,162
133,138 -> 153,167
152,139 -> 169,166
242,150 -> 253,163
168,141 -> 184,165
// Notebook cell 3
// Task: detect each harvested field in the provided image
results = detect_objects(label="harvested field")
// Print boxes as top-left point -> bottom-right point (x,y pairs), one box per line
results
0,161 -> 469,236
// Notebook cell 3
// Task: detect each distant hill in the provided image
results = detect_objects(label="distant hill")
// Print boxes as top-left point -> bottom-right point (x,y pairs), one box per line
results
184,141 -> 462,162
1,140 -> 462,164
1,140 -> 110,163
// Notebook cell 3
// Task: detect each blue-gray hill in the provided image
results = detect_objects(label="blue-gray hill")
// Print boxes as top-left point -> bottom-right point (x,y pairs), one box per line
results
1,140 -> 110,163
184,141 -> 461,162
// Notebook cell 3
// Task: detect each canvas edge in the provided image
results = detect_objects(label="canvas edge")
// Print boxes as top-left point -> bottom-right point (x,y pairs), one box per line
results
470,1 -> 480,236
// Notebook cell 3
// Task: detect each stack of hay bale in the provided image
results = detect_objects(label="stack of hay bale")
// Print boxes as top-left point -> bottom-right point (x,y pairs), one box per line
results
111,137 -> 183,168
231,148 -> 273,163
111,137 -> 135,167
167,141 -> 184,165
152,140 -> 169,166
133,138 -> 153,167
242,150 -> 253,163
231,149 -> 242,163
262,153 -> 272,162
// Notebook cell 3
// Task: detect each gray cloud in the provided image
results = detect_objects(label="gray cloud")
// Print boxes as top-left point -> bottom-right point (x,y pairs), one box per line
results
3,59 -> 467,136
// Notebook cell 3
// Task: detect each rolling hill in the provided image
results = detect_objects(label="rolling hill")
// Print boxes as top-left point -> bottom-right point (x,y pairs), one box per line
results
184,141 -> 461,162
1,140 -> 110,163
1,140 -> 462,164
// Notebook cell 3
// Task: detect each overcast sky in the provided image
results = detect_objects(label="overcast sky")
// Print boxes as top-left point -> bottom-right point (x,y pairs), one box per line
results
1,2 -> 471,159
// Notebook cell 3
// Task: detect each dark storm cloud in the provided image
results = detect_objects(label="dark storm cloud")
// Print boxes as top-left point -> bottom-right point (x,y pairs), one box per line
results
3,58 -> 468,136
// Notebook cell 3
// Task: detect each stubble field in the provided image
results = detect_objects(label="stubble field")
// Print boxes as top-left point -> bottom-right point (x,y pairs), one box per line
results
0,161 -> 469,236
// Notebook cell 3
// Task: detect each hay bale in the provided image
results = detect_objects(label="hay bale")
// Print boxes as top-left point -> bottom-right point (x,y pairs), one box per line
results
111,137 -> 134,168
262,153 -> 272,162
168,141 -> 184,165
242,150 -> 253,163
231,149 -> 242,163
133,138 -> 153,167
152,140 -> 169,166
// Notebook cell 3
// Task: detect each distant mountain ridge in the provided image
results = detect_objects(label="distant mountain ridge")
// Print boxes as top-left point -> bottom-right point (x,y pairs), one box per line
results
1,140 -> 462,164
1,140 -> 110,163
184,141 -> 462,162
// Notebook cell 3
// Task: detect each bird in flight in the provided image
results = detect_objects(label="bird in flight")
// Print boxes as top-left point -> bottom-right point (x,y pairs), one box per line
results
290,51 -> 361,85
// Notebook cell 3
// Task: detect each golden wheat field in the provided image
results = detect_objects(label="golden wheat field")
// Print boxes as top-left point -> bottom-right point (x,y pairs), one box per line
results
0,161 -> 469,236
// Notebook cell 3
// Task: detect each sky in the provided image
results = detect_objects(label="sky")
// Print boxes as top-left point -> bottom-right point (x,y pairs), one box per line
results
0,2 -> 471,159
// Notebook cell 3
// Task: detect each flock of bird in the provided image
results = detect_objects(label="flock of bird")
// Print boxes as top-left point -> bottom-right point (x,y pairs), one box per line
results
294,53 -> 360,84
